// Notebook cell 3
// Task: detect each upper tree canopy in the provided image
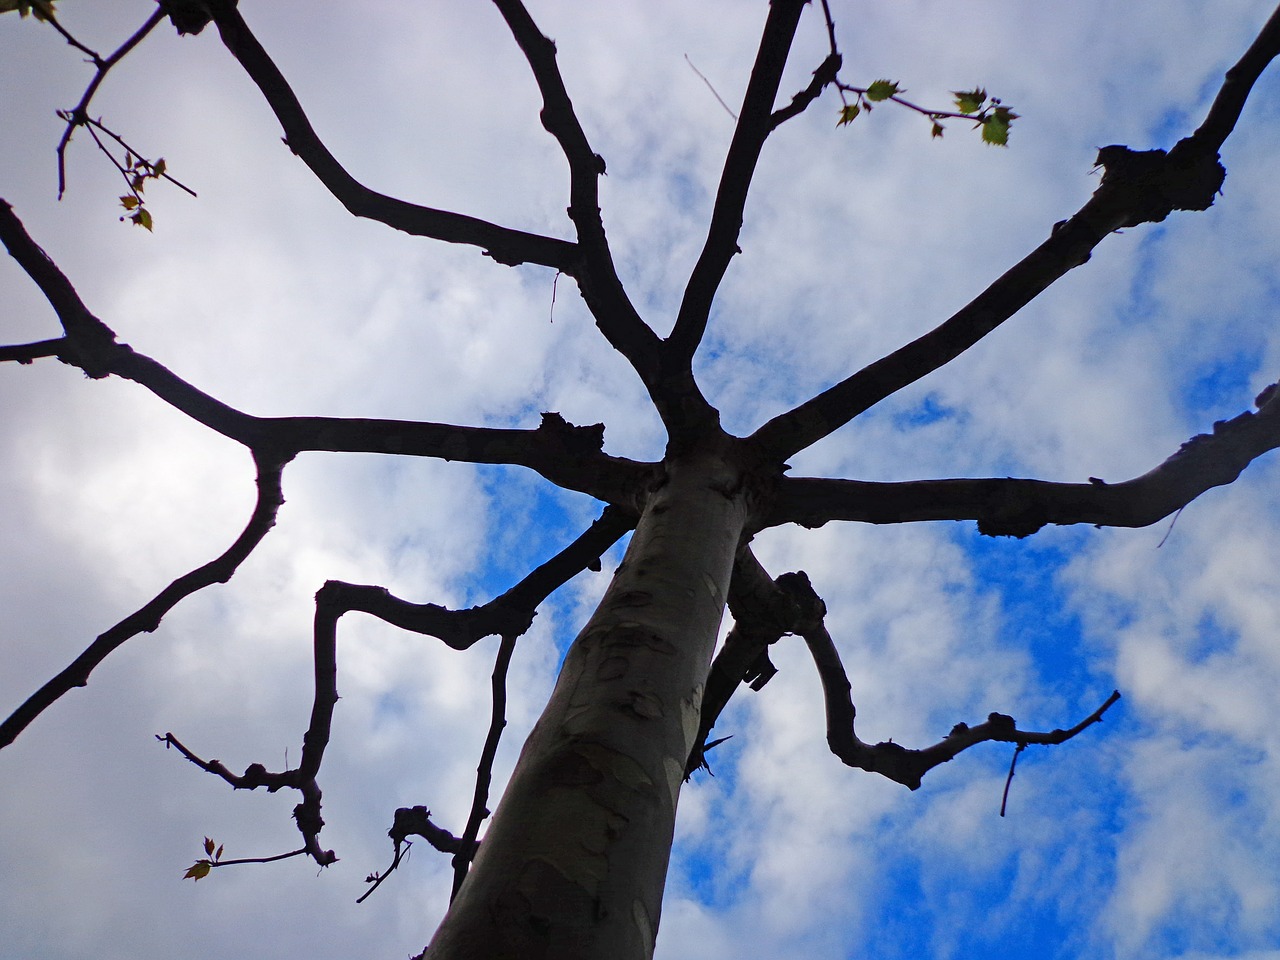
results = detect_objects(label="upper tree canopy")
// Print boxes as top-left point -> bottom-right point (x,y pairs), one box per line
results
3,2 -> 1280,958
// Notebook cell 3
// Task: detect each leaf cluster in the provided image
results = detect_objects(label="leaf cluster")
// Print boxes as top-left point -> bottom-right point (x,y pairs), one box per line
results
951,88 -> 1018,146
117,152 -> 166,231
836,79 -> 1018,146
183,836 -> 224,881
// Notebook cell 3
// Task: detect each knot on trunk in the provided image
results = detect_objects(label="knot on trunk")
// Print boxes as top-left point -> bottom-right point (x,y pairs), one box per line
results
1093,141 -> 1226,227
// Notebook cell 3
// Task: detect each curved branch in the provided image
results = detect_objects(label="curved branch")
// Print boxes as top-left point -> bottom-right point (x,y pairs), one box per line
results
1,450 -> 290,750
0,200 -> 119,377
3,201 -> 650,508
748,5 -> 1280,463
668,0 -> 807,366
316,505 -> 632,652
686,552 -> 818,777
489,0 -> 668,408
198,2 -> 577,271
797,592 -> 1120,790
769,381 -> 1280,536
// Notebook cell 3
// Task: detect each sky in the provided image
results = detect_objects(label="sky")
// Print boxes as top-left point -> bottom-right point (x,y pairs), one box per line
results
2,2 -> 1280,959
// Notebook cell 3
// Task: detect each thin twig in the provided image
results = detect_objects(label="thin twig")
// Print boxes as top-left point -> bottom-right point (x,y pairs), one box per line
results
55,9 -> 166,198
1157,504 -> 1185,548
452,632 -> 518,900
999,743 -> 1024,817
213,849 -> 308,867
357,840 -> 411,904
684,54 -> 738,120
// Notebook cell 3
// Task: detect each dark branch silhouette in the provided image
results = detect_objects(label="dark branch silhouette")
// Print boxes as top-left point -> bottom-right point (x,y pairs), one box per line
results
748,16 -> 1280,462
452,632 -> 518,899
4,3 -> 1280,957
490,0 -> 664,386
669,0 -> 808,365
316,506 -> 632,652
1,451 -> 288,749
198,2 -> 578,271
773,573 -> 1122,790
51,8 -> 167,199
769,381 -> 1280,535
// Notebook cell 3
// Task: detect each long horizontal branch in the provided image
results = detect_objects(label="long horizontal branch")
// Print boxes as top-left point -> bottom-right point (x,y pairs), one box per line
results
1,451 -> 288,750
768,381 -> 1280,536
748,6 -> 1280,463
114,351 -> 650,505
198,1 -> 577,271
2,200 -> 651,506
0,337 -> 64,364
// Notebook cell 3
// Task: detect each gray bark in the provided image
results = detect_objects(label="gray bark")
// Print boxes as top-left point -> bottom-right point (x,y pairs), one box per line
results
422,451 -> 748,960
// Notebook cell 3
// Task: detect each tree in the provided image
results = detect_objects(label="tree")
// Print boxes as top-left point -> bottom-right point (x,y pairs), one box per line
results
3,2 -> 1280,958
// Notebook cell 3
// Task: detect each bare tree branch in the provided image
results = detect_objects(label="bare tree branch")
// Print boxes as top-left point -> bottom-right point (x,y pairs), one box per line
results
53,9 -> 167,198
0,337 -> 63,364
686,551 -> 814,777
229,508 -> 630,869
315,506 -> 633,652
1192,2 -> 1280,150
3,200 -> 652,506
768,380 -> 1280,536
767,52 -> 841,131
748,5 -> 1280,463
489,0 -> 682,424
157,727 -> 337,867
391,805 -> 477,858
0,199 -> 120,377
116,351 -> 651,505
794,586 -> 1121,790
668,0 -> 807,366
195,2 -> 577,271
1,450 -> 289,750
452,633 -> 517,900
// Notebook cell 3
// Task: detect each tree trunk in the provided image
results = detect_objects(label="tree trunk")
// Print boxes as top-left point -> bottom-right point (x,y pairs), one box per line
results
423,450 -> 748,960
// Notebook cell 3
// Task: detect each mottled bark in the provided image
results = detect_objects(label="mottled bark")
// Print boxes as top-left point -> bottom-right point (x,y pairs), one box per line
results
422,451 -> 748,960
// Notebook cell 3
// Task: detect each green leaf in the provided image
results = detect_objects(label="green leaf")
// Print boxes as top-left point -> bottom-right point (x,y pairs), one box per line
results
953,88 -> 987,115
0,0 -> 58,20
836,103 -> 860,127
931,121 -> 945,139
865,79 -> 899,102
131,208 -> 154,231
981,107 -> 1016,146
152,158 -> 166,178
184,860 -> 212,881
119,196 -> 139,210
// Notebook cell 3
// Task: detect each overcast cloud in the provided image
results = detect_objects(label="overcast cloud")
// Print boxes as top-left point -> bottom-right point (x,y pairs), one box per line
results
3,3 -> 1280,959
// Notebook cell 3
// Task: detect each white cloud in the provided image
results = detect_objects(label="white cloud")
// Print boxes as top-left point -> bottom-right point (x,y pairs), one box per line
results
3,2 -> 1280,959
